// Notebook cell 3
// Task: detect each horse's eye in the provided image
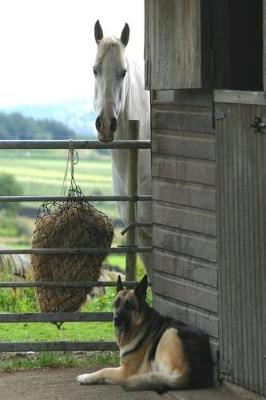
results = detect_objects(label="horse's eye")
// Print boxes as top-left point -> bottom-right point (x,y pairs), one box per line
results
121,69 -> 127,78
93,67 -> 98,76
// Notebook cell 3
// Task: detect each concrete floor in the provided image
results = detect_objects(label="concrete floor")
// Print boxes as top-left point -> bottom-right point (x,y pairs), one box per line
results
0,367 -> 258,400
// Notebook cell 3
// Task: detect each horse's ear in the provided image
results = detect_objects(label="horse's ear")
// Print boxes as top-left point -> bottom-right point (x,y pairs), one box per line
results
94,20 -> 103,44
120,23 -> 130,47
116,275 -> 124,293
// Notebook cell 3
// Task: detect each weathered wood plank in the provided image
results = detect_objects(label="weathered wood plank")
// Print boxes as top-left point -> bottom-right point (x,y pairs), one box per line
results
153,89 -> 212,108
153,203 -> 216,237
0,312 -> 113,323
153,249 -> 217,288
152,273 -> 217,313
152,132 -> 215,160
153,226 -> 216,263
175,89 -> 212,107
145,0 -> 211,89
153,294 -> 218,339
152,111 -> 213,133
214,90 -> 266,106
153,155 -> 215,186
0,341 -> 118,353
153,179 -> 216,211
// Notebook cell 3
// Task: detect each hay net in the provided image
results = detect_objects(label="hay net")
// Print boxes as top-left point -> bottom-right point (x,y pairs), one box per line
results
31,147 -> 114,314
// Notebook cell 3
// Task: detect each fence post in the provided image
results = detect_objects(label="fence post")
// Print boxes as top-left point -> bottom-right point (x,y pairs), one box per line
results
125,120 -> 139,281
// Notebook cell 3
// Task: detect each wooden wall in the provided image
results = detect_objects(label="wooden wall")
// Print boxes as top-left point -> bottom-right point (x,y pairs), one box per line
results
145,0 -> 211,90
151,89 -> 219,355
216,97 -> 266,394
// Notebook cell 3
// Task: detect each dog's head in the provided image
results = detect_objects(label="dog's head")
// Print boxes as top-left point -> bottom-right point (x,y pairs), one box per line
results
113,275 -> 148,332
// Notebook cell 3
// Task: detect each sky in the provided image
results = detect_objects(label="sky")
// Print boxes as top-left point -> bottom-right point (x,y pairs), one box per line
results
0,0 -> 144,107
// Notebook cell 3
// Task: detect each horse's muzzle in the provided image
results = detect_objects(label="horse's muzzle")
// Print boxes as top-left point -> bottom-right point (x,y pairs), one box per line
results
96,115 -> 117,142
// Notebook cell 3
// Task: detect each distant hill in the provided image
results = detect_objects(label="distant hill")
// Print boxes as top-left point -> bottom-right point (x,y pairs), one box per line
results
0,112 -> 77,140
3,99 -> 97,138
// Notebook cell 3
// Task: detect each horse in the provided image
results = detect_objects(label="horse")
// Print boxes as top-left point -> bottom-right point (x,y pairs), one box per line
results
92,20 -> 151,276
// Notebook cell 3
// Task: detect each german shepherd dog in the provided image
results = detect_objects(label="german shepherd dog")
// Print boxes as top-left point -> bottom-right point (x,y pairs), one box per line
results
77,275 -> 213,392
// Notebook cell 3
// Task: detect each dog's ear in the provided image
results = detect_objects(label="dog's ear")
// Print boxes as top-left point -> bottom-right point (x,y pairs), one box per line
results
134,275 -> 148,303
116,275 -> 124,293
94,20 -> 103,44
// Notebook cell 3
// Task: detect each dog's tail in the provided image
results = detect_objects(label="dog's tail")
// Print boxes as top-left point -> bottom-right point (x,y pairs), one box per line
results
122,372 -> 186,393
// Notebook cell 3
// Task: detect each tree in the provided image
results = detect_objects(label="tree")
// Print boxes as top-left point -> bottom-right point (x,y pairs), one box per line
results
0,112 -> 77,140
0,173 -> 23,214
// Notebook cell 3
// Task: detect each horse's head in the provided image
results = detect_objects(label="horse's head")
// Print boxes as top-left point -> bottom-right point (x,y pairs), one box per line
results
93,20 -> 130,142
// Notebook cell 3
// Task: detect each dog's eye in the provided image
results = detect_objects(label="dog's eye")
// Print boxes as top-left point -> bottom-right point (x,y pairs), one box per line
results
124,300 -> 131,310
114,298 -> 120,308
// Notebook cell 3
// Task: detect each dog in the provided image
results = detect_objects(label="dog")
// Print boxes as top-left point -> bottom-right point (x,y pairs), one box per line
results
77,275 -> 213,392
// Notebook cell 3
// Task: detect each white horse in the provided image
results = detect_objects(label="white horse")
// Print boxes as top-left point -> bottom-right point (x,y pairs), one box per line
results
93,20 -> 151,276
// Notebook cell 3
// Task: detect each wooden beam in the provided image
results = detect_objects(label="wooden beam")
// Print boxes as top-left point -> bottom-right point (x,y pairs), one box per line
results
0,312 -> 113,323
0,341 -> 118,352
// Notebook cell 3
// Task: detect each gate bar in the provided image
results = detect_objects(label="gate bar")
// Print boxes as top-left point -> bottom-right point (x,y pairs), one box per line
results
0,312 -> 113,323
0,246 -> 152,255
0,140 -> 151,149
0,342 -> 118,352
0,280 -> 152,288
0,195 -> 152,202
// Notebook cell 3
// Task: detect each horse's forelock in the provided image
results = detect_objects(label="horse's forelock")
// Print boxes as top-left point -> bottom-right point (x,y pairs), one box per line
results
95,36 -> 125,65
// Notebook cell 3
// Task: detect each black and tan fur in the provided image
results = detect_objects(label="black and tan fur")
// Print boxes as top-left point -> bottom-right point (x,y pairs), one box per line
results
77,275 -> 213,392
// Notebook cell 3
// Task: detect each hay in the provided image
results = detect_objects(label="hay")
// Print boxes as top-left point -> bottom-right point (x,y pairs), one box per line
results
31,199 -> 114,313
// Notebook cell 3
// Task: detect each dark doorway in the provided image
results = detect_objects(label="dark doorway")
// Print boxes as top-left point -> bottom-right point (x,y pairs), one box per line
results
213,0 -> 263,91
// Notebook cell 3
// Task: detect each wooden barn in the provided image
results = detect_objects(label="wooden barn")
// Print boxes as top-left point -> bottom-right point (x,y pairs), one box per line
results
145,0 -> 266,396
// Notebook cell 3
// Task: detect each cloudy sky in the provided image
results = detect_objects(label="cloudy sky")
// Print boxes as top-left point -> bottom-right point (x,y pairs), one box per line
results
0,0 -> 144,107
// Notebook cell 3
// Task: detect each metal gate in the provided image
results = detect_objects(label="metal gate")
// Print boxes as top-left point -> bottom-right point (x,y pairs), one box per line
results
216,91 -> 266,395
0,125 -> 151,353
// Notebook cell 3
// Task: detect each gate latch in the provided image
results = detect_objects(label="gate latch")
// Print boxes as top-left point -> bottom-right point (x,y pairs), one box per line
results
250,116 -> 266,133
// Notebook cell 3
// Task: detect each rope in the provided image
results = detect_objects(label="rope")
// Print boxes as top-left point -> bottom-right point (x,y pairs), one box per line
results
61,140 -> 80,197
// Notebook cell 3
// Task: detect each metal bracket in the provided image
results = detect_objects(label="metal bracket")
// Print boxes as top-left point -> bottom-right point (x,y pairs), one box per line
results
217,352 -> 233,381
250,116 -> 266,133
215,111 -> 226,120
121,222 -> 152,236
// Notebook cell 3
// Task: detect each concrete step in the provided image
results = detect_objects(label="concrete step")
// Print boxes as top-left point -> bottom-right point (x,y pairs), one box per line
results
161,387 -> 264,400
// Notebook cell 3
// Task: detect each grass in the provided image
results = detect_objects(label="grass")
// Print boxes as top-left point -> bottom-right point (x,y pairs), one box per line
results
0,351 -> 119,372
0,321 -> 114,342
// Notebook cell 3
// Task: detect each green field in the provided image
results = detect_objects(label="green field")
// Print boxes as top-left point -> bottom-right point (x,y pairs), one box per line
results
0,149 -> 117,217
0,148 -> 126,266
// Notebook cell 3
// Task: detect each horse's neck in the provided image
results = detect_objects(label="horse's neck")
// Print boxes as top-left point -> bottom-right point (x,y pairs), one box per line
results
116,59 -> 150,141
111,59 -> 150,194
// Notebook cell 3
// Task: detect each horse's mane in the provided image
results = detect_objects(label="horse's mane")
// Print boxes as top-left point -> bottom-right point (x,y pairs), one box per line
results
126,58 -> 149,132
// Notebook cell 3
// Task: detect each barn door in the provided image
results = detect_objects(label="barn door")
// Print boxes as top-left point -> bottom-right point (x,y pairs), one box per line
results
216,94 -> 266,396
144,0 -> 211,89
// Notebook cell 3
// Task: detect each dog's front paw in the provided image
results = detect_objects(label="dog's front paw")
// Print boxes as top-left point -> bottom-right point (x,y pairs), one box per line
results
121,377 -> 137,391
76,373 -> 94,385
